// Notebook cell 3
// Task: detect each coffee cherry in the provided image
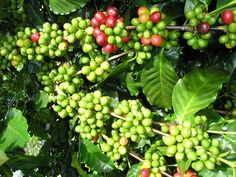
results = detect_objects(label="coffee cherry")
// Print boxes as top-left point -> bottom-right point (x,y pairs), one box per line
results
96,33 -> 108,46
150,11 -> 161,24
221,9 -> 234,25
106,16 -> 116,28
116,17 -> 124,22
141,36 -> 151,45
103,44 -> 114,53
140,168 -> 150,177
94,12 -> 106,24
150,35 -> 162,46
174,173 -> 184,177
107,7 -> 118,17
197,22 -> 210,34
31,32 -> 40,43
93,27 -> 103,38
91,18 -> 100,27
138,6 -> 149,16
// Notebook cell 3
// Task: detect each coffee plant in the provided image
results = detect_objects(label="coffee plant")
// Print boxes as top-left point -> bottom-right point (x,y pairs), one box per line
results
1,0 -> 236,177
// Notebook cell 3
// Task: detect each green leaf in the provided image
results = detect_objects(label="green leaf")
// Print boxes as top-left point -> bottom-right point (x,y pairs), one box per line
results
126,163 -> 141,177
162,3 -> 183,23
126,73 -> 141,96
172,68 -> 229,121
177,158 -> 192,173
216,0 -> 231,9
141,50 -> 178,108
0,150 -> 8,165
184,0 -> 198,13
6,155 -> 50,170
49,0 -> 89,15
0,108 -> 30,151
33,91 -> 49,110
198,166 -> 233,177
71,152 -> 87,176
81,139 -> 115,173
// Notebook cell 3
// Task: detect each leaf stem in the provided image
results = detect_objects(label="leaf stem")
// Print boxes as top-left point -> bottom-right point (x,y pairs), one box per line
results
207,130 -> 236,135
41,0 -> 54,23
126,25 -> 227,32
152,128 -> 170,136
107,51 -> 132,61
128,152 -> 144,162
110,112 -> 126,121
209,0 -> 236,15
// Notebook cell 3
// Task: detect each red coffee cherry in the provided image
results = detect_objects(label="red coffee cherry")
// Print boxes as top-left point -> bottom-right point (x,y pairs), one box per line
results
221,9 -> 234,25
150,11 -> 161,24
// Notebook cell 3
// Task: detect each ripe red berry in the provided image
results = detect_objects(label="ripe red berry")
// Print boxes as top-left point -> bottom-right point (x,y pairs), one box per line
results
221,9 -> 234,25
116,17 -> 124,22
111,45 -> 118,53
103,44 -> 114,53
186,169 -> 195,177
140,168 -> 150,177
31,32 -> 40,43
106,16 -> 116,28
174,172 -> 184,177
91,18 -> 100,27
94,11 -> 107,24
150,34 -> 162,46
96,33 -> 108,46
197,22 -> 210,34
93,27 -> 103,38
106,7 -> 118,17
141,36 -> 151,45
150,11 -> 161,24
122,35 -> 130,43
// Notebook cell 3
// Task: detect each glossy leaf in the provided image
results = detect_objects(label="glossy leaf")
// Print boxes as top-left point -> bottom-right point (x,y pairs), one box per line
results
0,150 -> 8,165
81,139 -> 115,173
177,158 -> 192,173
172,68 -> 229,121
198,166 -> 233,177
49,0 -> 89,15
126,163 -> 141,177
0,108 -> 30,151
141,50 -> 178,108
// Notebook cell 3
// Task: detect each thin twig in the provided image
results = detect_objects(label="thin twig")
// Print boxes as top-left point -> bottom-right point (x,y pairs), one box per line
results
152,128 -> 170,136
207,130 -> 236,135
110,112 -> 126,121
107,51 -> 132,61
128,152 -> 144,162
126,25 -> 227,32
162,171 -> 173,177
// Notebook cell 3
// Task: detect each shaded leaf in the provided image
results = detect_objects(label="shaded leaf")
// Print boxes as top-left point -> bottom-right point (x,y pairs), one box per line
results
81,139 -> 115,173
0,150 -> 8,165
33,91 -> 49,110
172,68 -> 229,121
49,0 -> 89,15
141,50 -> 178,108
6,155 -> 49,170
0,108 -> 30,151
126,73 -> 141,96
126,163 -> 141,177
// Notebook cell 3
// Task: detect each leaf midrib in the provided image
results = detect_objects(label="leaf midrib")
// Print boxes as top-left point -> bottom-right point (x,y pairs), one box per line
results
179,77 -> 208,119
